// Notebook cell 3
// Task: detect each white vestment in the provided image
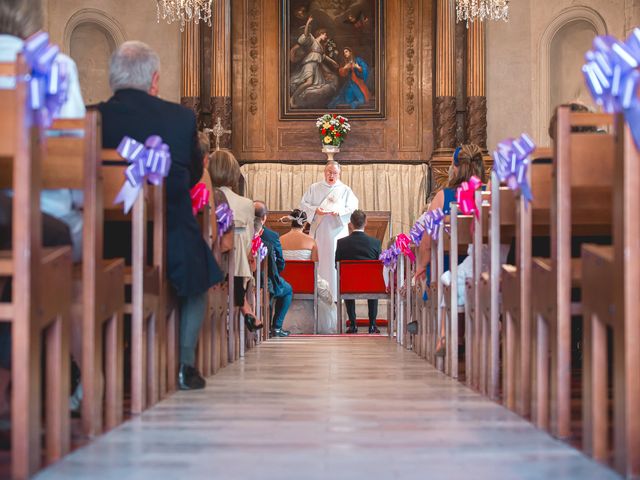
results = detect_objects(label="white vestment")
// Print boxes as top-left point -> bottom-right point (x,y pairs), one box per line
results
300,180 -> 358,300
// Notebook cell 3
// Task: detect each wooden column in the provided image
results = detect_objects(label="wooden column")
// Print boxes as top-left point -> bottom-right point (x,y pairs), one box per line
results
434,0 -> 456,152
211,0 -> 232,149
466,20 -> 487,149
181,22 -> 201,117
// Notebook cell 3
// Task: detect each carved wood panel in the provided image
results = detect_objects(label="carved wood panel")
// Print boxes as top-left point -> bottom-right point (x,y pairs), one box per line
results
232,0 -> 434,162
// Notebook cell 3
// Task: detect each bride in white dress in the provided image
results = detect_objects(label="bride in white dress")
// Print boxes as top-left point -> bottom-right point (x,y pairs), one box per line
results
280,210 -> 337,334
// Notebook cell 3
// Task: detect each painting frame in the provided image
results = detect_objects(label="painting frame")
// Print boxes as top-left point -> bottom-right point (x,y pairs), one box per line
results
279,0 -> 385,120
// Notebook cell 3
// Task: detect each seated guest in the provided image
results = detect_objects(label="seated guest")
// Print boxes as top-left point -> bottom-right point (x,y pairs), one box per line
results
254,201 -> 292,337
208,150 -> 262,331
280,209 -> 336,334
0,0 -> 85,262
335,210 -> 382,334
96,41 -> 223,390
415,145 -> 485,354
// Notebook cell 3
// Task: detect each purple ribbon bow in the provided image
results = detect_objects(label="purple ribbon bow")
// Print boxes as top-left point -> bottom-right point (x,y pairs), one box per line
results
425,208 -> 445,241
258,244 -> 268,262
379,244 -> 402,271
493,133 -> 536,204
583,28 -> 640,147
409,213 -> 428,245
215,202 -> 234,235
114,135 -> 172,213
22,31 -> 69,127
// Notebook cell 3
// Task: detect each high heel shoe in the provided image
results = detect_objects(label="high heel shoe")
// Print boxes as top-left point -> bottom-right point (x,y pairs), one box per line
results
434,336 -> 446,357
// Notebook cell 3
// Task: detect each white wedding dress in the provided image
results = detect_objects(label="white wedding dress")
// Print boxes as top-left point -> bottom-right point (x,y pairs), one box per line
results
282,249 -> 337,334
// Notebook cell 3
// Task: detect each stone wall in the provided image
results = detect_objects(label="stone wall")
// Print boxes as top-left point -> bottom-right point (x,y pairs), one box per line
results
44,0 -> 182,104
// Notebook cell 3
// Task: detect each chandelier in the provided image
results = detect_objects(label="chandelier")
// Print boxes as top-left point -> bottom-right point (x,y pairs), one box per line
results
456,0 -> 509,27
156,0 -> 214,30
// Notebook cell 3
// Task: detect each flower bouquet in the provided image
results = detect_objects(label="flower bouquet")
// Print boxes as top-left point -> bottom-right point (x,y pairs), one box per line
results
316,114 -> 351,148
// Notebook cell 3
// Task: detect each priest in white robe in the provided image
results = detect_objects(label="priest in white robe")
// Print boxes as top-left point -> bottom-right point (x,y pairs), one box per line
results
300,161 -> 359,300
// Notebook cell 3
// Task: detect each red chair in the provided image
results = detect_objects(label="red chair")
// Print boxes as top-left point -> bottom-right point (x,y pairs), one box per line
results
336,260 -> 388,334
280,260 -> 318,333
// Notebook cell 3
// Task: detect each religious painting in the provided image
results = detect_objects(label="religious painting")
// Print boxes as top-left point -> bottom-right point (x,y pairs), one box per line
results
280,0 -> 385,119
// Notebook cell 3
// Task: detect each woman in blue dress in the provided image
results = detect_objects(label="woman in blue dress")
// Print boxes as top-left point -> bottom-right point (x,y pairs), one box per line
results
414,144 -> 487,355
328,47 -> 371,109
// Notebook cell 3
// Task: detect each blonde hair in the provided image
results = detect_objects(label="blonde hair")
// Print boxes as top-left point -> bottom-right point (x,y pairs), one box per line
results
198,131 -> 211,158
0,0 -> 42,38
448,144 -> 485,189
208,150 -> 241,190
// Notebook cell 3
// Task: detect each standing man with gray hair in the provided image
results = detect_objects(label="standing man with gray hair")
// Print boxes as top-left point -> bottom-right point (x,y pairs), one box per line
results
96,41 -> 223,390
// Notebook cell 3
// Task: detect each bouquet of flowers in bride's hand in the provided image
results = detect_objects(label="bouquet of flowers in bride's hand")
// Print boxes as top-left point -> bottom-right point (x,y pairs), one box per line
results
316,114 -> 350,147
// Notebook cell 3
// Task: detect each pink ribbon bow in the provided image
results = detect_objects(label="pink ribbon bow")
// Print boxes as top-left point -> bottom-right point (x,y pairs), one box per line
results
190,182 -> 209,216
456,175 -> 482,217
395,233 -> 416,263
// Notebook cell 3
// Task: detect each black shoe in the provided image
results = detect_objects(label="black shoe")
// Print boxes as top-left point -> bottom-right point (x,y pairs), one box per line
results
346,326 -> 358,334
271,328 -> 290,337
178,363 -> 206,390
368,326 -> 381,334
244,314 -> 256,332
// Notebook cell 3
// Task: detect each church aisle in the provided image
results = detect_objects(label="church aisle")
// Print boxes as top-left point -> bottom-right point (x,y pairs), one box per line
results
36,338 -> 618,480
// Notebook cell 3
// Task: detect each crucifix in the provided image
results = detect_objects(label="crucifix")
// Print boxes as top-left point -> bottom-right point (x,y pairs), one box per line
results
211,116 -> 232,151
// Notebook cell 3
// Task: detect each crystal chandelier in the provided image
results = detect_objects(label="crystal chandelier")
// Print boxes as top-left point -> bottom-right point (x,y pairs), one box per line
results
456,0 -> 509,27
156,0 -> 214,31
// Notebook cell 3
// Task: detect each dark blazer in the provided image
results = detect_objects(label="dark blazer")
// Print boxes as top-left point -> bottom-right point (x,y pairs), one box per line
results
95,89 -> 222,297
260,226 -> 289,297
335,230 -> 382,263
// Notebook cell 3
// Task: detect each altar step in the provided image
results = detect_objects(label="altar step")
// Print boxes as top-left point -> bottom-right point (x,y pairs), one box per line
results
35,337 -> 618,480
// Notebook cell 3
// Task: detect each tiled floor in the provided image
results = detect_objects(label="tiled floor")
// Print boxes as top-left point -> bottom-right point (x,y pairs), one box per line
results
36,337 -> 619,480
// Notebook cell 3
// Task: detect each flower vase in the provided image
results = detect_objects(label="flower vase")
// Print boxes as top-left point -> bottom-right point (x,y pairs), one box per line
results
322,144 -> 340,162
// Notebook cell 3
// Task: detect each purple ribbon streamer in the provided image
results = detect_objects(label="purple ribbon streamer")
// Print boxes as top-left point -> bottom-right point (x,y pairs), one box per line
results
493,133 -> 536,204
215,202 -> 234,235
258,244 -> 268,262
583,28 -> 640,148
379,244 -> 402,271
114,135 -> 172,213
425,208 -> 445,241
409,213 -> 428,245
22,31 -> 69,127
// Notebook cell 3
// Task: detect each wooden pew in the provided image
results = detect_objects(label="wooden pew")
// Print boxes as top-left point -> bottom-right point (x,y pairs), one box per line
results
476,187 -> 516,398
441,204 -> 473,378
500,149 -> 552,418
531,109 -> 614,438
44,114 -> 125,437
581,116 -> 640,477
0,58 -> 73,478
102,148 -> 165,414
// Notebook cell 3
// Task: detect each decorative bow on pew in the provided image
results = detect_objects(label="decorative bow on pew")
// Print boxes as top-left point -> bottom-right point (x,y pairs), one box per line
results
190,182 -> 209,216
456,175 -> 482,217
425,208 -> 445,241
251,235 -> 268,262
114,135 -> 172,214
22,31 -> 69,127
409,214 -> 427,245
395,233 -> 416,262
215,202 -> 234,235
379,244 -> 401,271
583,28 -> 640,148
493,133 -> 536,204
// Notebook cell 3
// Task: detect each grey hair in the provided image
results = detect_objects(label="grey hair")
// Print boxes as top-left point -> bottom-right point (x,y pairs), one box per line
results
325,160 -> 341,171
109,41 -> 160,93
0,0 -> 42,38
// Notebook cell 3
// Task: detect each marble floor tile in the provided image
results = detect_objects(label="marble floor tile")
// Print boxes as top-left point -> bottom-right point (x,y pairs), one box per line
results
35,337 -> 619,480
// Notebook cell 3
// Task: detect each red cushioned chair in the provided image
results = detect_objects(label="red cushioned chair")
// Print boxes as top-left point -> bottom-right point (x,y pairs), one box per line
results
336,260 -> 388,334
280,260 -> 318,333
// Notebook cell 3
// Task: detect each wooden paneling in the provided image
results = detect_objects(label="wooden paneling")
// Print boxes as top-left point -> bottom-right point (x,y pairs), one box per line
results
231,0 -> 434,163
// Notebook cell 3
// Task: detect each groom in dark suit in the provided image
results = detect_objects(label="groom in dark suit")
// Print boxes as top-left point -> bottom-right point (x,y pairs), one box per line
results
335,210 -> 382,334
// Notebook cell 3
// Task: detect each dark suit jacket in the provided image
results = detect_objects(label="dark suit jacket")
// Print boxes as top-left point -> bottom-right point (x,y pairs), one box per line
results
260,227 -> 290,297
95,89 -> 222,297
335,231 -> 382,263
